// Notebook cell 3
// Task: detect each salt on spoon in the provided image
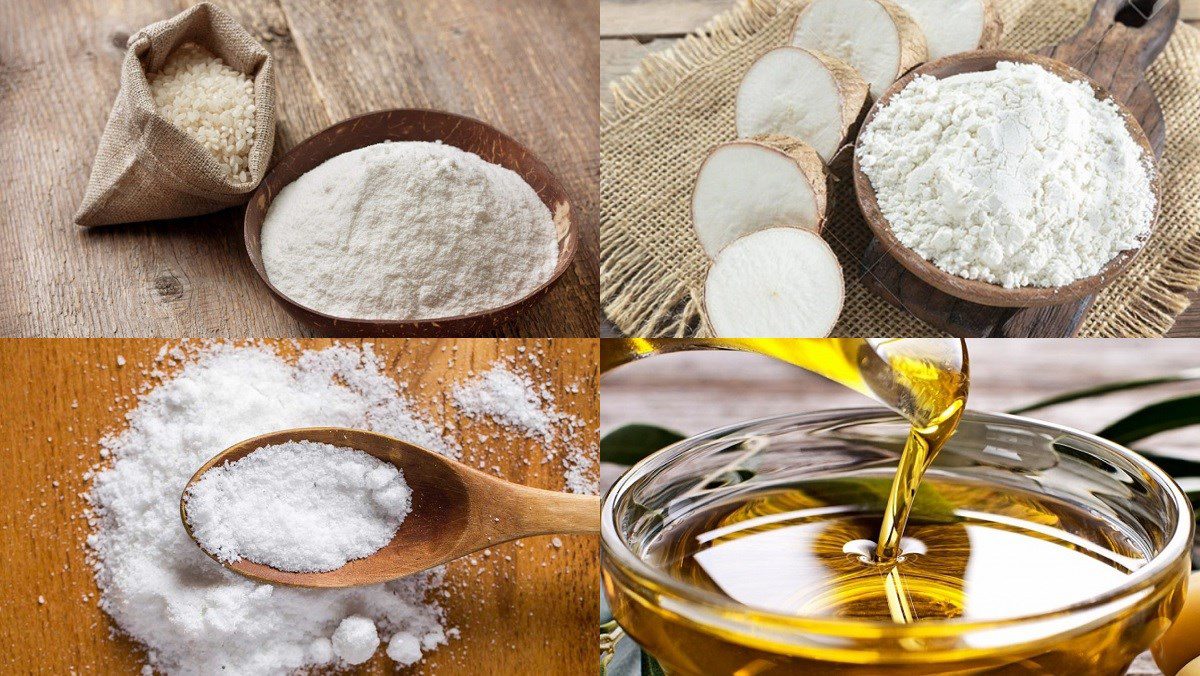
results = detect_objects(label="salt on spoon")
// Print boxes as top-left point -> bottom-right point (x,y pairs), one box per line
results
180,427 -> 600,588
184,440 -> 414,573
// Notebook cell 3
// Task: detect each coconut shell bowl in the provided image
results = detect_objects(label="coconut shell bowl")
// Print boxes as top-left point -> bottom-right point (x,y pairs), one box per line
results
244,109 -> 578,337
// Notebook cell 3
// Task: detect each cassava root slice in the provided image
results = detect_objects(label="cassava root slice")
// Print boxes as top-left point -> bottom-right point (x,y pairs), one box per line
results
892,0 -> 1003,60
791,0 -> 928,99
736,47 -> 869,163
692,136 -> 829,259
703,227 -> 844,337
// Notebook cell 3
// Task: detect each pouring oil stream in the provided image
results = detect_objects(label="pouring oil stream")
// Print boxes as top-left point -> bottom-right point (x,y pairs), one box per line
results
599,338 -> 969,622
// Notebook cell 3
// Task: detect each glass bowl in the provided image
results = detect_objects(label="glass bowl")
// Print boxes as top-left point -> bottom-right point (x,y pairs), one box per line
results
601,409 -> 1193,675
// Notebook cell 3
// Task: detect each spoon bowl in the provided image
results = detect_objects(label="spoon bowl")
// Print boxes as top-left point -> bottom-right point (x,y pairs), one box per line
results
181,427 -> 598,588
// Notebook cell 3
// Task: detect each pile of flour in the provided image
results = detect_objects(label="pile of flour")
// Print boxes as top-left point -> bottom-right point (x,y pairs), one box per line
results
184,441 -> 413,573
85,343 -> 455,673
260,141 -> 559,320
856,62 -> 1155,288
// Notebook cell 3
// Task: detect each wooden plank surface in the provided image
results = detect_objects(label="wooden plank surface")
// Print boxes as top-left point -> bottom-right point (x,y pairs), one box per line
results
0,338 -> 599,674
0,0 -> 598,338
600,338 -> 1200,676
601,0 -> 1200,36
599,0 -> 1200,337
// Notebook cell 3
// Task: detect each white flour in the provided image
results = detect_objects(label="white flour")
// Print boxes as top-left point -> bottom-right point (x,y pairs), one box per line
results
856,62 -> 1155,288
260,141 -> 559,320
85,343 -> 454,674
184,441 -> 412,573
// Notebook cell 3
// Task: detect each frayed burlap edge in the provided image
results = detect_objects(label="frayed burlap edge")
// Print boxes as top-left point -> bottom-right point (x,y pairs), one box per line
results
602,0 -> 1200,337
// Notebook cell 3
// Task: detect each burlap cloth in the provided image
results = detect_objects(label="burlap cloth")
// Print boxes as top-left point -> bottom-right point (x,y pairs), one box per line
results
601,0 -> 1200,337
76,3 -> 276,227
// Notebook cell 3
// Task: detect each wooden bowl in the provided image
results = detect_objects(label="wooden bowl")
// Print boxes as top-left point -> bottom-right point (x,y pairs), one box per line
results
244,109 -> 577,336
853,50 -> 1160,308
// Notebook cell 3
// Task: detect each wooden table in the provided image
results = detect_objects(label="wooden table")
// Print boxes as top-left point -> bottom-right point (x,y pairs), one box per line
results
0,0 -> 598,338
601,338 -> 1200,675
0,338 -> 599,674
599,0 -> 1200,338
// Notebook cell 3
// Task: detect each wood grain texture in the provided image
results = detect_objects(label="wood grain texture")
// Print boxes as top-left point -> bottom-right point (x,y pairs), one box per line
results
599,0 -> 1200,337
599,337 -> 1200,675
0,0 -> 598,337
0,338 -> 599,674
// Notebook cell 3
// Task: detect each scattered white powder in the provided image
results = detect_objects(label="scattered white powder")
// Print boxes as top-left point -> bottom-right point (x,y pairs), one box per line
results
184,441 -> 412,573
451,363 -> 598,495
149,43 -> 256,183
856,61 -> 1155,288
452,366 -> 556,440
260,141 -> 559,320
331,616 -> 380,665
85,343 -> 454,674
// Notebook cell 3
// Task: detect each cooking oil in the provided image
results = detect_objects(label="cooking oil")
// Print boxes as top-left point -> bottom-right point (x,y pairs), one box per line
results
647,477 -> 1140,622
600,339 -> 1185,674
610,473 -> 1173,674
601,338 -> 968,563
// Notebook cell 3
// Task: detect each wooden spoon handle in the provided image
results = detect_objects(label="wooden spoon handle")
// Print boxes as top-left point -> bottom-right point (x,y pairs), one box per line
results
485,484 -> 601,538
1043,0 -> 1178,95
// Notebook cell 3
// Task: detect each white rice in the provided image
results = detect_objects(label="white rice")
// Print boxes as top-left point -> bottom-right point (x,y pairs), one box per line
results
149,43 -> 256,183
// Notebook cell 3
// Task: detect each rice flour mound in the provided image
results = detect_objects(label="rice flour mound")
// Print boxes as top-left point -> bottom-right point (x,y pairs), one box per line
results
260,141 -> 559,320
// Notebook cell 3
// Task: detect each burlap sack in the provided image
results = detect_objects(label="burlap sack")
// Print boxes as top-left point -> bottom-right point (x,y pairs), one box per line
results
75,2 -> 276,227
601,0 -> 1200,337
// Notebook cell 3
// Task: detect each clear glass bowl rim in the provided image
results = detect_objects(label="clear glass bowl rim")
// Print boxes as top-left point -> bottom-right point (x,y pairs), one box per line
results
601,407 -> 1194,636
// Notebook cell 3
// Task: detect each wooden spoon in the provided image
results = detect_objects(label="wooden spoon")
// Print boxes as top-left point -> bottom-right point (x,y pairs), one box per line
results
180,427 -> 599,589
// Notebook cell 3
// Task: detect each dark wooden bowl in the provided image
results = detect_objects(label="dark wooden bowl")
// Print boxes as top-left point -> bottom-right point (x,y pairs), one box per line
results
853,50 -> 1160,309
244,109 -> 577,336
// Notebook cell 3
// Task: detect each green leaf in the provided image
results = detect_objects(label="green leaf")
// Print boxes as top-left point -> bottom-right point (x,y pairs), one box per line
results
799,477 -> 958,523
640,651 -> 667,676
1135,450 -> 1200,480
1096,394 -> 1200,446
601,424 -> 685,465
1009,370 -> 1200,415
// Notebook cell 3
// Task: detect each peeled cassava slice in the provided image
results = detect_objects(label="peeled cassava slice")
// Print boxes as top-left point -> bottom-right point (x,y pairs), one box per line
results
736,47 -> 869,163
692,136 -> 828,258
892,0 -> 1003,60
703,228 -> 844,337
791,0 -> 928,99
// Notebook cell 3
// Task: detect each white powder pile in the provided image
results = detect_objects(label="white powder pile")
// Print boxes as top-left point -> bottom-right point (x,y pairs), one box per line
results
451,363 -> 598,495
149,43 -> 256,183
260,141 -> 559,320
452,366 -> 556,441
85,343 -> 455,674
184,441 -> 412,573
857,62 -> 1155,288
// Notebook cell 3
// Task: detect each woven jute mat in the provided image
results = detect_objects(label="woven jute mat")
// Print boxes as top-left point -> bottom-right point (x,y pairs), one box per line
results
601,0 -> 1200,337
